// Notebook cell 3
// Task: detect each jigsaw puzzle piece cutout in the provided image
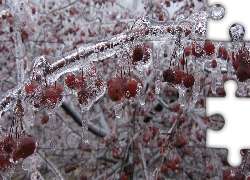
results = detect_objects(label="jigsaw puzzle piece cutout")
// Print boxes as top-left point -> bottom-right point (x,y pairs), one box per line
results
206,80 -> 250,167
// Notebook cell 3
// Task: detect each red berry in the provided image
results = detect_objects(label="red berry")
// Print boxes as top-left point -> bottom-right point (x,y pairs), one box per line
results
236,60 -> 250,82
0,154 -> 12,172
41,116 -> 49,124
65,74 -> 76,89
184,46 -> 192,56
165,1 -> 170,7
132,45 -> 150,65
161,165 -> 168,173
95,78 -> 104,92
107,77 -> 124,102
25,83 -> 38,98
183,74 -> 195,88
211,60 -> 217,68
163,69 -> 174,83
174,158 -> 180,164
25,83 -> 43,108
157,139 -> 163,147
13,136 -> 36,162
204,40 -> 215,56
218,46 -> 228,60
192,43 -> 204,58
3,136 -> 16,154
77,88 -> 95,105
65,74 -> 86,90
173,70 -> 183,84
123,78 -> 138,99
171,164 -> 176,170
42,85 -> 63,109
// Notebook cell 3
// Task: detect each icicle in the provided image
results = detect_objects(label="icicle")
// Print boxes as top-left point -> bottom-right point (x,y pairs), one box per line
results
114,102 -> 123,118
178,86 -> 186,106
136,84 -> 145,105
81,108 -> 89,145
48,112 -> 56,150
211,73 -> 216,94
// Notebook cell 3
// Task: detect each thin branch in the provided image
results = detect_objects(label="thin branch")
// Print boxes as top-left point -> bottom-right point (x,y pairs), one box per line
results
61,102 -> 110,137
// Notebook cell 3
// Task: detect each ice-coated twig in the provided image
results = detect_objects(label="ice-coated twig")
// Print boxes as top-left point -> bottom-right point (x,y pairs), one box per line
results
38,152 -> 65,180
96,161 -> 122,180
138,143 -> 149,180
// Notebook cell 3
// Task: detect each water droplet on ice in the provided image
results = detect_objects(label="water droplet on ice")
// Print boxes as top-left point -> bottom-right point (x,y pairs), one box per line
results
209,4 -> 225,20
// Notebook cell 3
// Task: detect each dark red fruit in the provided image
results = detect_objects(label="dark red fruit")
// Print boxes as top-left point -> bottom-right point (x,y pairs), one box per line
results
163,69 -> 174,83
174,158 -> 180,164
65,74 -> 85,90
173,70 -> 183,84
236,60 -> 250,82
42,85 -> 63,109
192,43 -> 204,58
77,88 -> 95,105
218,46 -> 228,60
25,83 -> 38,98
13,136 -> 36,162
161,165 -> 168,173
211,60 -> 217,68
204,40 -> 215,56
183,74 -> 195,88
25,83 -> 43,108
123,78 -> 138,99
0,154 -> 11,172
132,45 -> 150,65
41,116 -> 49,124
184,46 -> 192,56
107,77 -> 124,102
3,136 -> 16,154
65,74 -> 76,89
223,168 -> 245,180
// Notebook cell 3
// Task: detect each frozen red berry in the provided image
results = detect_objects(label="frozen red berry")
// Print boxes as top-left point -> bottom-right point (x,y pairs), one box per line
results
211,60 -> 217,68
107,77 -> 124,102
183,74 -> 195,88
204,40 -> 215,56
163,69 -> 174,83
218,46 -> 228,60
161,165 -> 168,173
173,70 -> 183,84
13,136 -> 36,162
42,85 -> 63,109
123,78 -> 138,99
184,47 -> 191,56
132,45 -> 150,65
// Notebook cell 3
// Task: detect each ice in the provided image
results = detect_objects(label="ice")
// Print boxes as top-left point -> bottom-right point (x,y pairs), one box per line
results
81,108 -> 89,145
114,102 -> 123,118
209,4 -> 225,20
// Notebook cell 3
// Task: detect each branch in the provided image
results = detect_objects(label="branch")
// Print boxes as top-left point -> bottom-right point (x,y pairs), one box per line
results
61,102 -> 110,137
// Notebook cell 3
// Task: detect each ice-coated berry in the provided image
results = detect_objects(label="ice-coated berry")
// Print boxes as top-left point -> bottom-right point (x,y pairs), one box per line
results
163,69 -> 174,83
107,77 -> 124,102
123,78 -> 138,99
13,136 -> 36,162
183,74 -> 195,88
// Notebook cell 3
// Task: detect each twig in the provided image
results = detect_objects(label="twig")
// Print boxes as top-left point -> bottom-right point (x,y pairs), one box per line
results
61,102 -> 110,137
